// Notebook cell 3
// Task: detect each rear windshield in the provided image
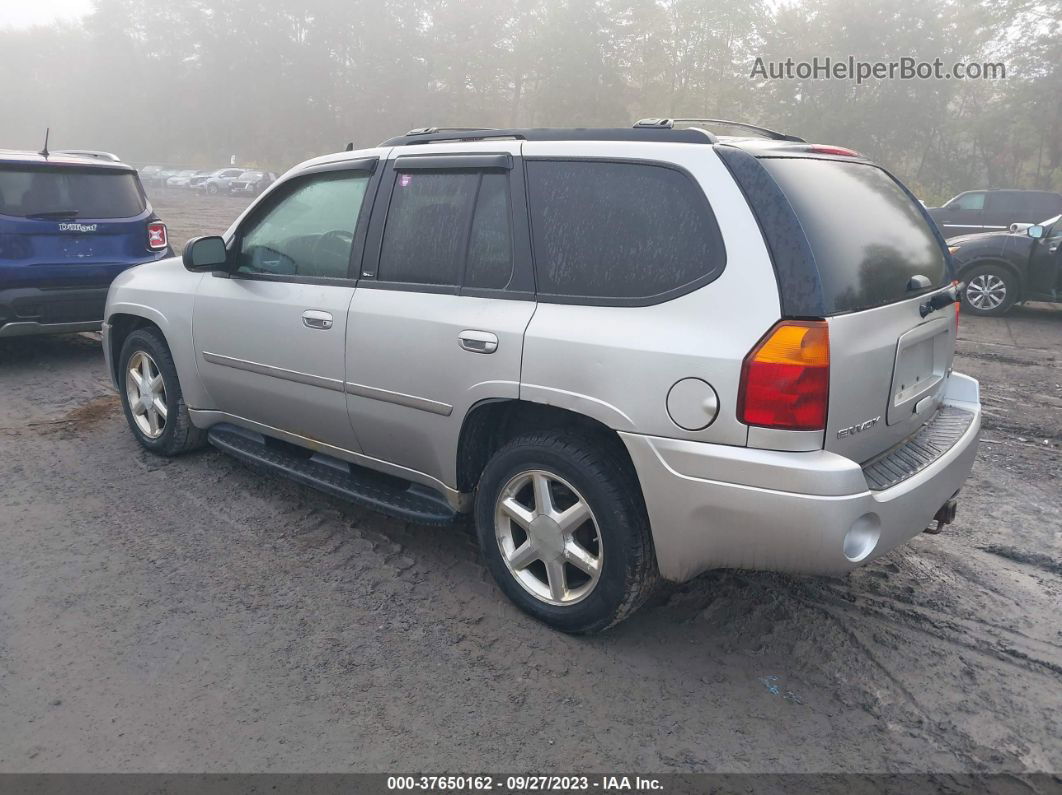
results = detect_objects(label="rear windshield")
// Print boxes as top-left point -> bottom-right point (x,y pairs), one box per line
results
0,166 -> 146,219
761,158 -> 947,314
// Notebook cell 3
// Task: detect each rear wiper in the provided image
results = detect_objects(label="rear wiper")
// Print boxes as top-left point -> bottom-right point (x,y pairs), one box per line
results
26,210 -> 79,219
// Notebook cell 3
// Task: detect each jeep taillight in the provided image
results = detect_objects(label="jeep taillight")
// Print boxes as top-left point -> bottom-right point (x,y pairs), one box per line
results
738,320 -> 830,431
147,221 -> 168,251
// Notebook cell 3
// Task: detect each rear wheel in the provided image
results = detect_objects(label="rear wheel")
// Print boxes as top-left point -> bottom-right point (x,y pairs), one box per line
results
961,263 -> 1018,316
474,431 -> 658,633
206,183 -> 219,195
118,328 -> 206,456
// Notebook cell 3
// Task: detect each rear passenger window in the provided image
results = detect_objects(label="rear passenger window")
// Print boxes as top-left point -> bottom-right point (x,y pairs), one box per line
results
466,173 -> 514,289
526,161 -> 725,302
378,171 -> 479,286
378,170 -> 514,289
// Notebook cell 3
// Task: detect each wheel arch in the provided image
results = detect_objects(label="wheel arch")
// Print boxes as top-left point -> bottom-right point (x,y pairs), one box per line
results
456,398 -> 643,499
959,257 -> 1025,298
106,310 -> 167,386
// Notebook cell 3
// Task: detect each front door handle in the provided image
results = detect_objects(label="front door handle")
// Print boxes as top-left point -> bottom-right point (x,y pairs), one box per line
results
302,310 -> 333,330
458,329 -> 498,354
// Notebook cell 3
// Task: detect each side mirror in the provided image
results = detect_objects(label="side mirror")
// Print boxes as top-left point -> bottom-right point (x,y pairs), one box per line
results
1027,225 -> 1045,240
183,235 -> 228,272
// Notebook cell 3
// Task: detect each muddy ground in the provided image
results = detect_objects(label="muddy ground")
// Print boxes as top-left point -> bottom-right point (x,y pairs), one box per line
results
0,189 -> 1059,774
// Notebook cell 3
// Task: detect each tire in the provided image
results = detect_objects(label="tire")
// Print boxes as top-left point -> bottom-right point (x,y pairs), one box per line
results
206,183 -> 219,195
961,263 -> 1018,316
474,431 -> 658,634
118,328 -> 206,456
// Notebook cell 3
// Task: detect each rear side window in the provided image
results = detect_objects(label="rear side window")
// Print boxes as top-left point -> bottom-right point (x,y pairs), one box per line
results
378,170 -> 514,289
526,161 -> 725,302
0,166 -> 146,219
761,158 -> 948,315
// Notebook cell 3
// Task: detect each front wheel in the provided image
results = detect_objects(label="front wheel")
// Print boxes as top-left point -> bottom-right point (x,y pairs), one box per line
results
206,183 -> 219,195
961,264 -> 1018,316
118,328 -> 206,456
474,432 -> 658,633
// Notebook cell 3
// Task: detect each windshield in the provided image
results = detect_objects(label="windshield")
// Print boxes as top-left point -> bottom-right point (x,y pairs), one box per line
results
0,166 -> 146,219
761,157 -> 948,314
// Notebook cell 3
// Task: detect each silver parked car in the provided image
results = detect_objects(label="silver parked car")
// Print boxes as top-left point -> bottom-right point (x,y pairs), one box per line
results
102,122 -> 981,633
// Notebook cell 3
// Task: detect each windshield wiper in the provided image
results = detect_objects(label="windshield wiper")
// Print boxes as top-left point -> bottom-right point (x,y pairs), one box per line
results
26,210 -> 80,219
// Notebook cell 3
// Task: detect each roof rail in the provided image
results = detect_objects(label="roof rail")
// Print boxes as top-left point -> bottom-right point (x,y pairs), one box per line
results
672,118 -> 805,143
380,126 -> 716,147
55,149 -> 123,162
636,117 -> 803,142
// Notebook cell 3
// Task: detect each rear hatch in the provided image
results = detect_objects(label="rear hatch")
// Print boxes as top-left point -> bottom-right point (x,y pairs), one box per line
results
756,155 -> 956,463
0,162 -> 155,287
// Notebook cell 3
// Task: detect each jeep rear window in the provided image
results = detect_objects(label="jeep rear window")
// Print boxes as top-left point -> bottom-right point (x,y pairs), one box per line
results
0,166 -> 146,219
760,158 -> 947,315
526,160 -> 725,303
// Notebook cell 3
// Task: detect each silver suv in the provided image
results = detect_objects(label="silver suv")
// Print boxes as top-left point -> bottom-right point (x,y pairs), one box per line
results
102,121 -> 981,633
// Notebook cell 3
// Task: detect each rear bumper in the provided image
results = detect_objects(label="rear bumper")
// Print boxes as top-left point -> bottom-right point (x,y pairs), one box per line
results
0,286 -> 109,338
622,373 -> 981,582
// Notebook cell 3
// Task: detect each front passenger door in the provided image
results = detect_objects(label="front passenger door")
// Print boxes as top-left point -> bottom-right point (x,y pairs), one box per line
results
193,161 -> 379,452
937,191 -> 986,237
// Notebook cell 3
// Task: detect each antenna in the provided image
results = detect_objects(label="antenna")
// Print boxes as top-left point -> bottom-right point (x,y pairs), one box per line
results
40,128 -> 50,158
344,142 -> 354,151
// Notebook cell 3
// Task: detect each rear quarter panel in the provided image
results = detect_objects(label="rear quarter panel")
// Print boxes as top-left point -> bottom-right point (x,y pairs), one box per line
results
520,142 -> 781,445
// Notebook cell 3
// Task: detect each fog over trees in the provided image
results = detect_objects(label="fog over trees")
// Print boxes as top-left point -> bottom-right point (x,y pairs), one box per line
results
1,0 -> 1058,202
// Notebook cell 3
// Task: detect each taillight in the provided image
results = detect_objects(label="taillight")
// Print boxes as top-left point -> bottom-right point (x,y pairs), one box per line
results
738,320 -> 830,431
147,221 -> 168,251
953,279 -> 961,332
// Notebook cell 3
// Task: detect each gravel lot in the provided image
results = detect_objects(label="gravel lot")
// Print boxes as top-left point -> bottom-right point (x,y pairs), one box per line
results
0,190 -> 1059,774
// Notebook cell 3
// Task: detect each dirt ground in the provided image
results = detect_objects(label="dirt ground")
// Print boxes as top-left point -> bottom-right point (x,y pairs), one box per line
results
0,190 -> 1059,774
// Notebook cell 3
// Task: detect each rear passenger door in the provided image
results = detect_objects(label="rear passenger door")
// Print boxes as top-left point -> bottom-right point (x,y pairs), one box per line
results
345,145 -> 535,488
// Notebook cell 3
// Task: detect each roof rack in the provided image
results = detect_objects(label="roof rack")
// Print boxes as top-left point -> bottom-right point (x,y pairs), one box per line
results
55,149 -> 123,162
380,126 -> 717,147
635,117 -> 805,143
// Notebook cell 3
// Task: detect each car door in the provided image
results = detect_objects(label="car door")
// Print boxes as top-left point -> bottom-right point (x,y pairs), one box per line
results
937,191 -> 986,236
1027,216 -> 1062,296
193,159 -> 381,452
983,190 -> 1026,231
345,145 -> 536,489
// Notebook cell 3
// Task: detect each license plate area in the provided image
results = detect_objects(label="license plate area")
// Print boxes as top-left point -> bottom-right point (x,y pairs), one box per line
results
887,317 -> 951,426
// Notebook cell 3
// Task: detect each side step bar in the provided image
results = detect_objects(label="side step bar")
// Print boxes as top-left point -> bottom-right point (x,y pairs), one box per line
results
207,423 -> 460,526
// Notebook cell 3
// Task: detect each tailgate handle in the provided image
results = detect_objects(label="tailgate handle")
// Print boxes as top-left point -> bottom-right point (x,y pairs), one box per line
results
920,283 -> 961,318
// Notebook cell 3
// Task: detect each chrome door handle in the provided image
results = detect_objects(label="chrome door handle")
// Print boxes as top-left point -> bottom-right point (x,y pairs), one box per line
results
458,329 -> 498,354
302,310 -> 333,330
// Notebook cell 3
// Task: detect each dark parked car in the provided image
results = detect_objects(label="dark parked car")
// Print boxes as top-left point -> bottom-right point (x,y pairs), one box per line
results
227,170 -> 277,196
949,214 -> 1062,315
928,189 -> 1062,238
0,149 -> 170,337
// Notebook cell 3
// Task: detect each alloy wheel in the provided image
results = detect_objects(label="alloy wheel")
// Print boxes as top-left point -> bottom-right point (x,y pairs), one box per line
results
494,469 -> 603,606
966,273 -> 1007,311
125,350 -> 168,439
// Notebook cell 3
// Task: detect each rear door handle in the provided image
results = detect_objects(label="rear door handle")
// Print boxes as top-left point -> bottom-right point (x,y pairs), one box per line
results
302,310 -> 333,330
458,329 -> 498,354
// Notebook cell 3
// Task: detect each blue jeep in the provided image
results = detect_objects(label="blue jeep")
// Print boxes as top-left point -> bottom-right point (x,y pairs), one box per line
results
0,150 -> 171,338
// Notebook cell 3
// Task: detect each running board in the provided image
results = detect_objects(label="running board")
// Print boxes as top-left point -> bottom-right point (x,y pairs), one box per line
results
207,423 -> 460,526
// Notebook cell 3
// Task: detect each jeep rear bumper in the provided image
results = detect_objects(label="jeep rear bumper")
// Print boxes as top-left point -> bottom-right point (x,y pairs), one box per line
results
621,373 -> 981,582
0,286 -> 109,338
